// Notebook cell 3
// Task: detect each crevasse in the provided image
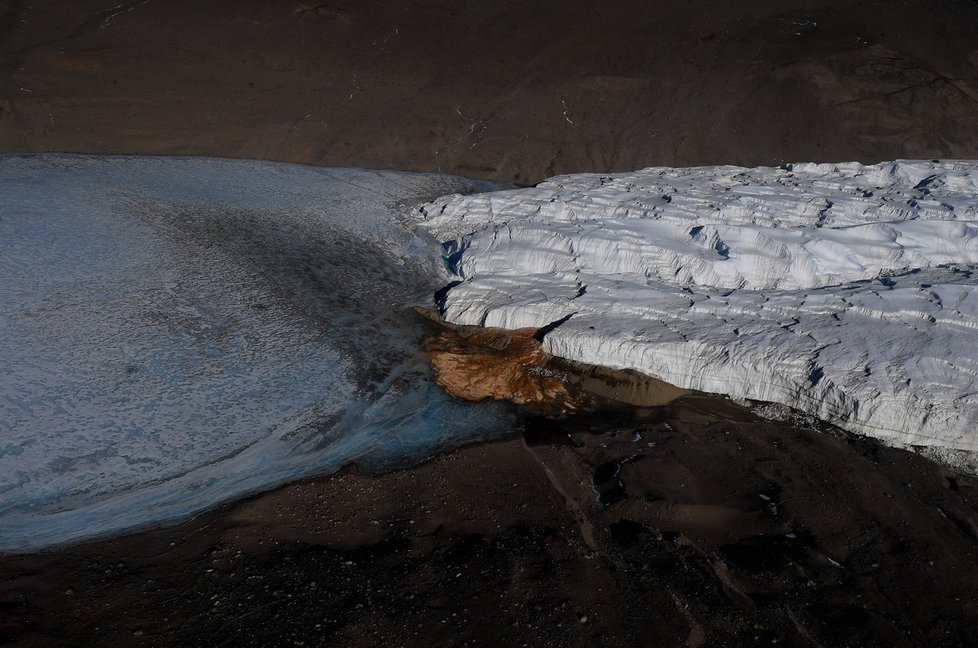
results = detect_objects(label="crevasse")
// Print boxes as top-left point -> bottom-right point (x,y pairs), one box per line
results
419,161 -> 978,469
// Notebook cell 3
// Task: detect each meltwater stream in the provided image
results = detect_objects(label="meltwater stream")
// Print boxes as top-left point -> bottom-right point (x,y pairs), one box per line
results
0,155 -> 512,552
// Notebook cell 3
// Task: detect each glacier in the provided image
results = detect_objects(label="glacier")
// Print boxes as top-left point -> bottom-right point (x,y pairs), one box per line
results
0,154 -> 512,552
420,161 -> 978,470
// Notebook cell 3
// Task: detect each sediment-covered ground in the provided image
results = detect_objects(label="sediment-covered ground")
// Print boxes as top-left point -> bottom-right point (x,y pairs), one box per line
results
3,0 -> 978,183
3,401 -> 977,647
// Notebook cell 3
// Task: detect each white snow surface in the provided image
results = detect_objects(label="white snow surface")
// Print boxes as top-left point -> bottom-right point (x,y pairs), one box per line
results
420,161 -> 978,466
0,155 -> 510,552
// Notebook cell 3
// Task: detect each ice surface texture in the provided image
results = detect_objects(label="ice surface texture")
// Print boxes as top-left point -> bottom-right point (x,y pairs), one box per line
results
0,155 -> 510,552
421,161 -> 978,468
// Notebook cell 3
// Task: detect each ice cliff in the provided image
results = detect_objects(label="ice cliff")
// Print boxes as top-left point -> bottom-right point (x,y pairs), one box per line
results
420,161 -> 978,468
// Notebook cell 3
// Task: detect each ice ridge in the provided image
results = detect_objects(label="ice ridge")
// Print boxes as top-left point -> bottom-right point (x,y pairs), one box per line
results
420,161 -> 978,468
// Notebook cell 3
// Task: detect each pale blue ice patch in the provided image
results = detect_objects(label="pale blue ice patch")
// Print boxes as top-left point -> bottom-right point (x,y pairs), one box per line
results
0,154 -> 511,552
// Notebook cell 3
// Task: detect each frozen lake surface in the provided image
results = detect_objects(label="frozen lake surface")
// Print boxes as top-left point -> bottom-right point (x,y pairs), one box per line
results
0,155 -> 510,552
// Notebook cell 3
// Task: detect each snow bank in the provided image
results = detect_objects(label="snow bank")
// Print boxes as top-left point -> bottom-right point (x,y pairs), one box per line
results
420,161 -> 978,466
0,155 -> 510,552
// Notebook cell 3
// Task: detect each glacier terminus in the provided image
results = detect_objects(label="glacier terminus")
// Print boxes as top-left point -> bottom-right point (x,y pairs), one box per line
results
421,161 -> 978,472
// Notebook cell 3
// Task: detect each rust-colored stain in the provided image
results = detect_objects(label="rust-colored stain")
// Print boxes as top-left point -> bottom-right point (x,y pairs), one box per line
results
424,324 -> 569,409
420,309 -> 692,414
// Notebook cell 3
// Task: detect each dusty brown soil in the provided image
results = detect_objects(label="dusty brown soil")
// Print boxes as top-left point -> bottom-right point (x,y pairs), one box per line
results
2,0 -> 978,184
2,398 -> 977,647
